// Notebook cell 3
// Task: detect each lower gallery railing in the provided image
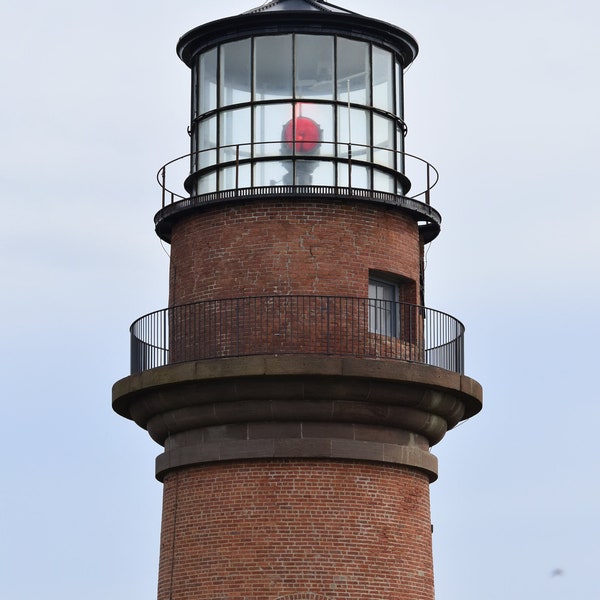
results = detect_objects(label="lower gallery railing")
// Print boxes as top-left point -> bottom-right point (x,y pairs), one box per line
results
130,296 -> 464,375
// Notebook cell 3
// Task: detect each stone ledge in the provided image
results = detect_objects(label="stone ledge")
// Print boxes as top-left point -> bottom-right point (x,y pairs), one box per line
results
113,355 -> 482,418
155,438 -> 438,482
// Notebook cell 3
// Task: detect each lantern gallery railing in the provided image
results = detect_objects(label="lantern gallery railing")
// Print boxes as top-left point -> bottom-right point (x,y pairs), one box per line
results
130,296 -> 465,375
157,141 -> 439,209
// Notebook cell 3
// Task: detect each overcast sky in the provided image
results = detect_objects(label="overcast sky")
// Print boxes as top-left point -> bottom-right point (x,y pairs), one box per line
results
1,1 -> 599,599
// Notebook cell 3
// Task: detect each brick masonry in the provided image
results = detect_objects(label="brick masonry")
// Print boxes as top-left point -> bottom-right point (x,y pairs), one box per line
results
113,191 -> 483,600
167,200 -> 421,307
157,460 -> 434,600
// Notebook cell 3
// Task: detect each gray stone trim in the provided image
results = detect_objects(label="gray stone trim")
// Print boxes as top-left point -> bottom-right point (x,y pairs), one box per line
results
112,355 -> 481,482
155,438 -> 438,481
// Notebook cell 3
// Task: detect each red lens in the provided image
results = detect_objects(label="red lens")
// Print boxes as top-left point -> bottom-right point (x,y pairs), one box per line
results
283,117 -> 320,153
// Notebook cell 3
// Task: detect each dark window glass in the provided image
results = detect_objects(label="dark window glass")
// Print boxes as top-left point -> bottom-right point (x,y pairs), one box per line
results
369,278 -> 398,336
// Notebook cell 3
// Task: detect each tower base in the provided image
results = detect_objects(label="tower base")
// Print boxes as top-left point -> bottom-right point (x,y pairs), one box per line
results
158,460 -> 434,600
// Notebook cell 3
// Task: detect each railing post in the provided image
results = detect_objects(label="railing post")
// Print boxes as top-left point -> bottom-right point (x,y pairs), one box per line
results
458,329 -> 464,374
348,144 -> 352,190
326,296 -> 331,355
130,328 -> 136,374
163,308 -> 168,366
235,145 -> 240,190
161,167 -> 166,208
426,164 -> 431,206
235,297 -> 240,358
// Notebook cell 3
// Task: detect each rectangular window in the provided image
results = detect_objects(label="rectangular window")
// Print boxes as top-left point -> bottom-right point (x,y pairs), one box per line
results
369,277 -> 398,336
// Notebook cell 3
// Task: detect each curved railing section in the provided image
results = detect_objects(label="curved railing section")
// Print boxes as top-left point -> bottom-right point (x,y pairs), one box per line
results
157,141 -> 439,208
130,296 -> 464,375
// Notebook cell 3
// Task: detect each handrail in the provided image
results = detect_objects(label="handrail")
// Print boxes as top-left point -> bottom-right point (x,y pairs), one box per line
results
156,141 -> 439,208
130,295 -> 464,375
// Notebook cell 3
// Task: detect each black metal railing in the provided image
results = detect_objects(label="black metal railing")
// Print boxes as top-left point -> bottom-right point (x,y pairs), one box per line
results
157,141 -> 439,208
130,296 -> 464,375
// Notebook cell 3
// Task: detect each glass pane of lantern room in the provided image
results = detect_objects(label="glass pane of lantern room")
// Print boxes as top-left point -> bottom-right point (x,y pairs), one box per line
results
254,103 -> 293,156
309,161 -> 335,186
372,46 -> 394,112
295,103 -> 334,156
196,171 -> 217,195
338,163 -> 370,189
199,48 -> 217,114
373,169 -> 395,193
198,116 -> 217,169
295,35 -> 334,100
254,160 -> 291,187
219,163 -> 251,191
338,106 -> 370,161
219,107 -> 251,163
220,39 -> 251,106
255,36 -> 293,100
373,113 -> 395,168
395,60 -> 404,118
337,38 -> 370,105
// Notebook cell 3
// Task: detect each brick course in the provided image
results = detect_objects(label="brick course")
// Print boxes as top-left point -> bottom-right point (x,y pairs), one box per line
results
168,200 -> 421,307
157,460 -> 434,600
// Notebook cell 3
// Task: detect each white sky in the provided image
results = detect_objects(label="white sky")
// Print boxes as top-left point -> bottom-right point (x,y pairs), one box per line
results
1,1 -> 599,599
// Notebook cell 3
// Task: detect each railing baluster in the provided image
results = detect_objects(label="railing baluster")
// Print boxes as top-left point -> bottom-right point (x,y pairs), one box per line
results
235,145 -> 240,190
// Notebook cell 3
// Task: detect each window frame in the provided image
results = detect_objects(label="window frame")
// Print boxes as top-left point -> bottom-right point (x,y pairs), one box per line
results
368,276 -> 399,337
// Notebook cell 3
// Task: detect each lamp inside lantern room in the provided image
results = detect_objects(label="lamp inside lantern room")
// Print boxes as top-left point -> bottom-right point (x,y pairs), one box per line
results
281,104 -> 322,184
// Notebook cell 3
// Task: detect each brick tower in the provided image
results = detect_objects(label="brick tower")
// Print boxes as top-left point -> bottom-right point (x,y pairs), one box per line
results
112,1 -> 482,599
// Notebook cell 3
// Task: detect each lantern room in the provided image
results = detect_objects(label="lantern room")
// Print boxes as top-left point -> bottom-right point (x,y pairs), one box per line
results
171,0 -> 427,209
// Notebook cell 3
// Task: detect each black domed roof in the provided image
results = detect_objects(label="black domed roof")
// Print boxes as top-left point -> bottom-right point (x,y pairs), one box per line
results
177,0 -> 418,68
244,0 -> 355,14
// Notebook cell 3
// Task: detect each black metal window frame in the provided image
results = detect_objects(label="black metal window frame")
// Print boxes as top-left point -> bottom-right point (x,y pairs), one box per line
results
189,33 -> 408,195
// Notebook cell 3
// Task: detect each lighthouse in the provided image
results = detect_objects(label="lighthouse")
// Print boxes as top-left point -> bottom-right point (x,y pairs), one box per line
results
112,1 -> 482,599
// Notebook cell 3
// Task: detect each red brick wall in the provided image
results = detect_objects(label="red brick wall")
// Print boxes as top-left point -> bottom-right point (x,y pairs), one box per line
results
157,460 -> 434,600
168,201 -> 420,307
